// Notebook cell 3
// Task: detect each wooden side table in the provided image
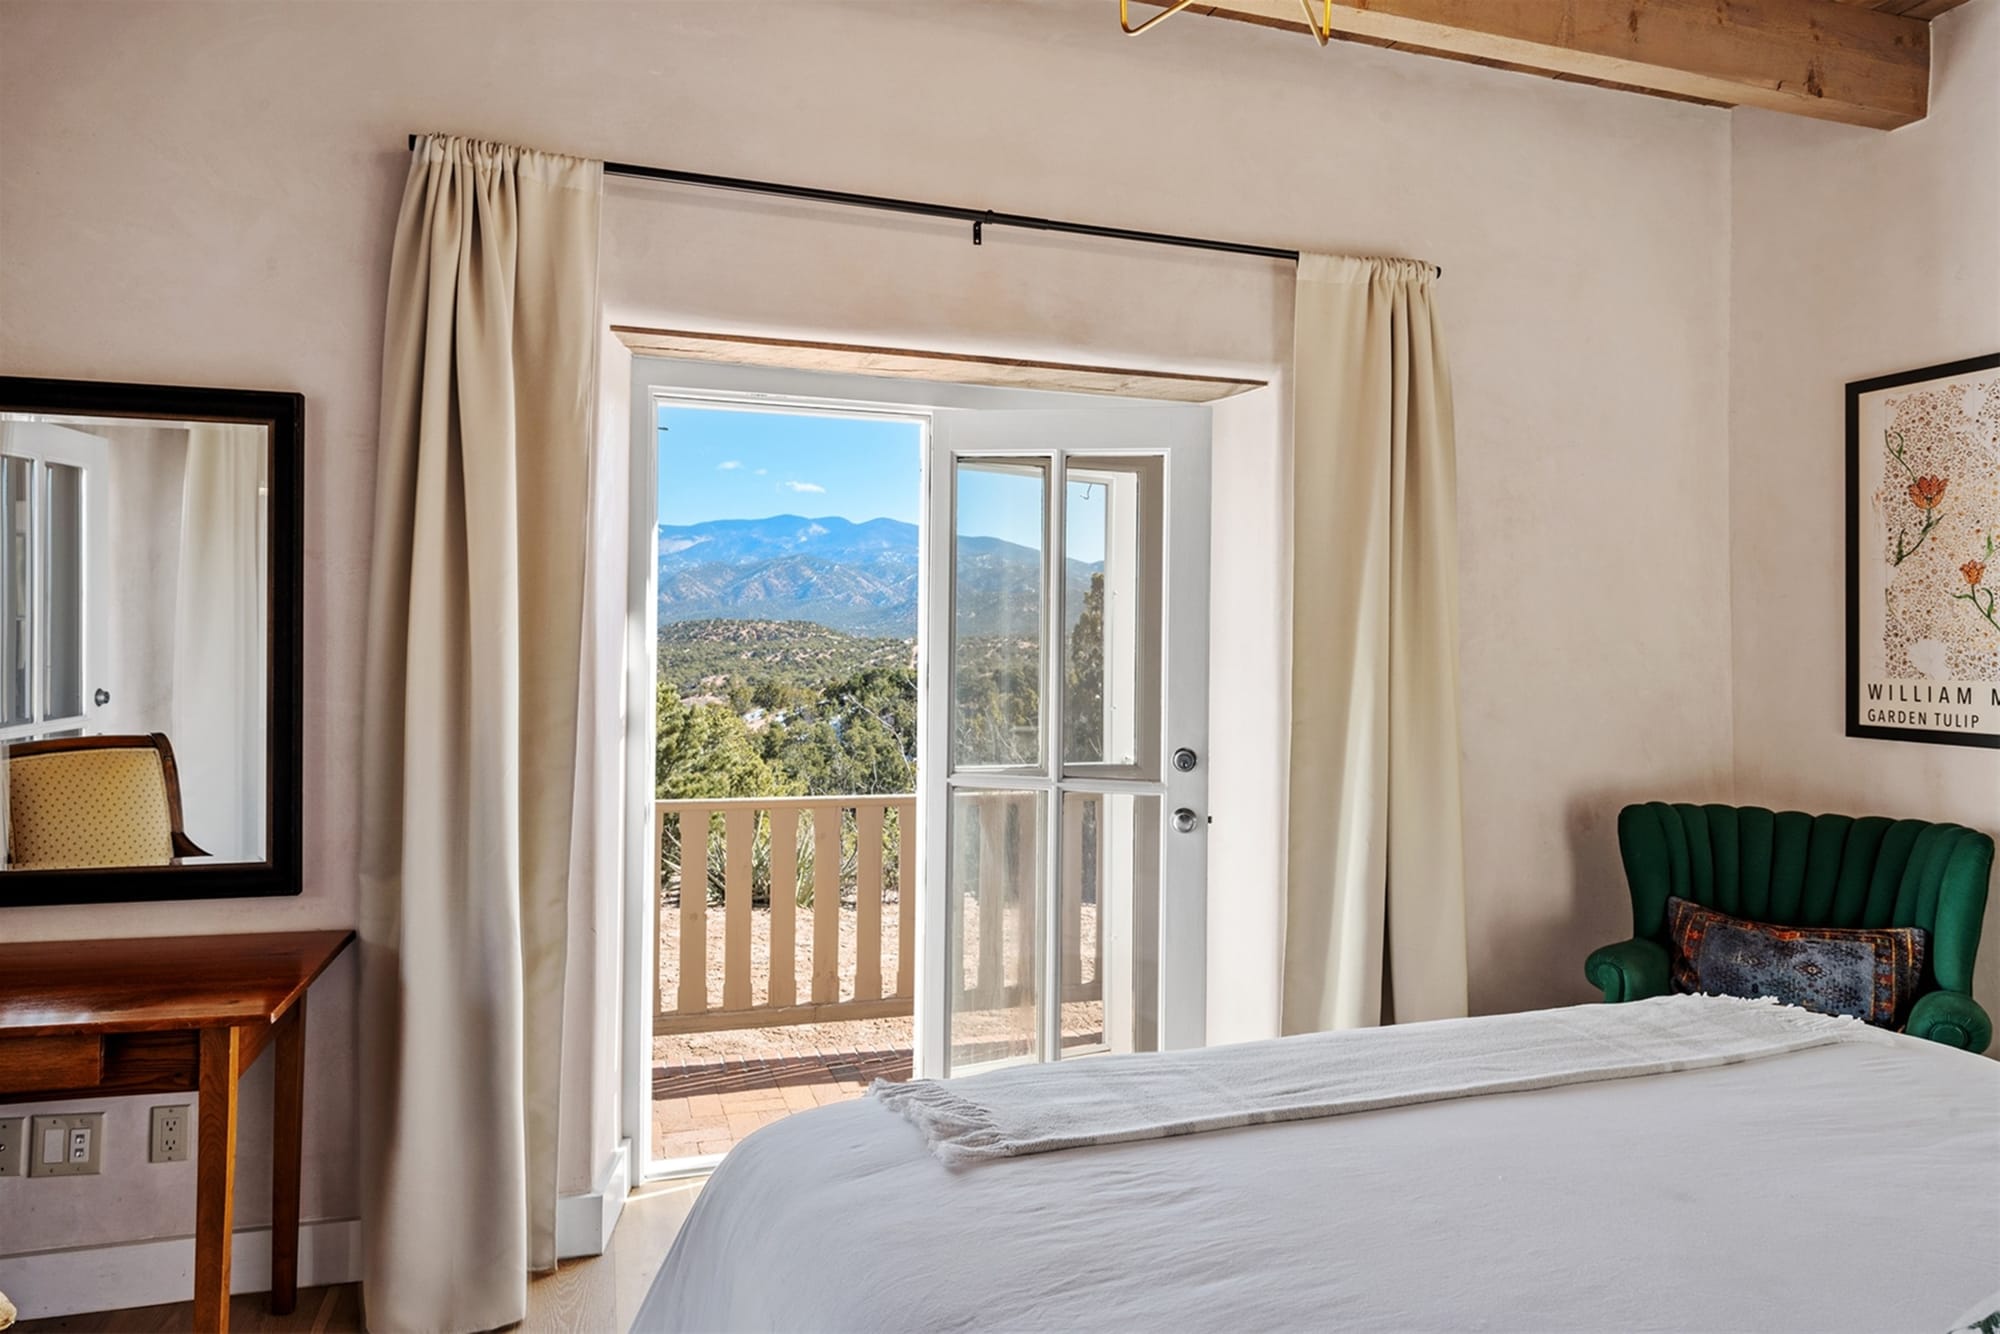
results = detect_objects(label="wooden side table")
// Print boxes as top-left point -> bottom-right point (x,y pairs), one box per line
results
0,929 -> 355,1333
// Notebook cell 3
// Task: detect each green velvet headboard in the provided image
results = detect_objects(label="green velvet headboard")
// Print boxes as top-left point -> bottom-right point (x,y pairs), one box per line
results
1588,802 -> 1994,1052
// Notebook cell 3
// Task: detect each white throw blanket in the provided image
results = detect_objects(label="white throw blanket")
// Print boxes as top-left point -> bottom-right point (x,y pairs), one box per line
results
872,994 -> 1890,1165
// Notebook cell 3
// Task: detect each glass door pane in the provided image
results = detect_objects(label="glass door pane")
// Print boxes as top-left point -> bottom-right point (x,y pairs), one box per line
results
1059,790 -> 1161,1054
948,788 -> 1045,1070
1063,459 -> 1161,775
951,459 -> 1047,771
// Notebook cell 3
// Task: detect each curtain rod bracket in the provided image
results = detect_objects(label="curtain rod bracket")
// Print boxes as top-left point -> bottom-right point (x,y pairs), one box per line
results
973,218 -> 983,246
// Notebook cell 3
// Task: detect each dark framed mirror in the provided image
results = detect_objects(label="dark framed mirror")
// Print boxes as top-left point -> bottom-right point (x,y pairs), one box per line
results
0,377 -> 302,906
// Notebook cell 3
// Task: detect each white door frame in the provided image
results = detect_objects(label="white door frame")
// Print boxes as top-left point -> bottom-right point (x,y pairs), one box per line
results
0,420 -> 111,741
622,356 -> 1210,1177
921,407 -> 1210,1078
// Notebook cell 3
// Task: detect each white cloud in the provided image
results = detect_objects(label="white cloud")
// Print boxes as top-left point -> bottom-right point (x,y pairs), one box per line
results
782,480 -> 826,494
716,460 -> 743,471
754,468 -> 768,476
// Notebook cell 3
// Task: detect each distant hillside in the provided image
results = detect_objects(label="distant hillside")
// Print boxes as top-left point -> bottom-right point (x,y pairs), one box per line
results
659,514 -> 915,564
658,618 -> 914,692
658,515 -> 1096,637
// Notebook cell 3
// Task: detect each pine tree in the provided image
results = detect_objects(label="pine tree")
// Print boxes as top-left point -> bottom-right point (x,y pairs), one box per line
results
1064,572 -> 1106,763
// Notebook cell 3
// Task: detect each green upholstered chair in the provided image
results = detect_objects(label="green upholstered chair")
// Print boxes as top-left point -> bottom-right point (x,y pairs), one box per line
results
1586,802 -> 1994,1054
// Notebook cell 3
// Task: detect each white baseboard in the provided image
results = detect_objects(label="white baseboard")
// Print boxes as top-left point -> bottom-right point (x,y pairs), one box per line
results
0,1217 -> 362,1321
3,1144 -> 632,1319
555,1138 -> 631,1260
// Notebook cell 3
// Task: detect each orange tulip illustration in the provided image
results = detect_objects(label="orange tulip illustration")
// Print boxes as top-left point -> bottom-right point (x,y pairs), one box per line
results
1885,431 -> 1948,567
1955,538 -> 1998,633
1908,475 -> 1948,511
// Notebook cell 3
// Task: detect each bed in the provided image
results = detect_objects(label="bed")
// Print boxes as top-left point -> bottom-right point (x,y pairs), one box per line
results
636,998 -> 2000,1333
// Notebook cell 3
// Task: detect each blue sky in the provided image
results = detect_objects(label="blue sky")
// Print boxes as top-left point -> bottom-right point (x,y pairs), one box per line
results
655,403 -> 1099,558
657,405 -> 921,527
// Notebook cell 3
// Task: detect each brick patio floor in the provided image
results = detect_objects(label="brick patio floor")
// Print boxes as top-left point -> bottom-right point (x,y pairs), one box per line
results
651,1046 -> 913,1163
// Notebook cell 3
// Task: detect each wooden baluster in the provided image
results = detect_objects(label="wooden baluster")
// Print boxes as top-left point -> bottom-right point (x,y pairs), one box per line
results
812,804 -> 841,1004
976,796 -> 1006,1009
1062,795 -> 1086,994
655,804 -> 671,1026
676,808 -> 708,1016
1093,803 -> 1108,993
1133,797 -> 1162,1052
1016,793 -> 1038,1010
723,807 -> 754,1012
768,808 -> 798,1010
894,799 -> 915,999
855,801 -> 884,1002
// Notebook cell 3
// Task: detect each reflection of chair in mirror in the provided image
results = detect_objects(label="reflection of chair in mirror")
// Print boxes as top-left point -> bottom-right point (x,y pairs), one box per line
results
5,733 -> 208,869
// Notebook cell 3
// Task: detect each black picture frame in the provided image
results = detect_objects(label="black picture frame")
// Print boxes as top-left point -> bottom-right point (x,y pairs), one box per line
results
1845,352 -> 2000,750
0,376 -> 306,905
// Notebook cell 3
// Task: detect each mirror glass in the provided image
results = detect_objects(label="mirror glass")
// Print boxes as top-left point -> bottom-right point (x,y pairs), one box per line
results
0,410 -> 269,870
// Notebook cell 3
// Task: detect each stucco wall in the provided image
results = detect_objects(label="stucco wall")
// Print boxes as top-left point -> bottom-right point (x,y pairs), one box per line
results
0,0 -> 1734,1269
1729,0 -> 2000,1027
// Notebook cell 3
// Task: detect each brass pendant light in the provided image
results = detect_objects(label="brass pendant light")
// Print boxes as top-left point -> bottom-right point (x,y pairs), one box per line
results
1118,0 -> 1335,46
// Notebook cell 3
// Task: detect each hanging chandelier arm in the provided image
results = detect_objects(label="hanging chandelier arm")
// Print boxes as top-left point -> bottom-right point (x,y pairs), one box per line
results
1298,0 -> 1334,46
1119,0 -> 1199,36
1121,0 -> 1334,47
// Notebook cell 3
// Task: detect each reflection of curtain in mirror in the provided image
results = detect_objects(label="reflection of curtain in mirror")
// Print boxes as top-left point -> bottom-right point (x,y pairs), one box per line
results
171,424 -> 266,860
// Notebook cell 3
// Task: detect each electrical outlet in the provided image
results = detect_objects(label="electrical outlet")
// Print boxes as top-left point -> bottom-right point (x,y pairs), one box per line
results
149,1104 -> 191,1163
27,1111 -> 103,1177
0,1116 -> 24,1177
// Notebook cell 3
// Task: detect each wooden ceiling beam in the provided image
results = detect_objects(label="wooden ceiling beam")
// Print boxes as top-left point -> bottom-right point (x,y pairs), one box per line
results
1182,0 -> 1932,130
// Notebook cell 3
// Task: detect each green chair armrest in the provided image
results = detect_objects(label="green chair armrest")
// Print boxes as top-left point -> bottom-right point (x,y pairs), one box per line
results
1905,990 -> 1992,1054
1585,937 -> 1671,1004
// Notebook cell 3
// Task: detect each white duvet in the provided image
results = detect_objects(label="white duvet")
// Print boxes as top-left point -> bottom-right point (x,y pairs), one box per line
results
638,1007 -> 2000,1333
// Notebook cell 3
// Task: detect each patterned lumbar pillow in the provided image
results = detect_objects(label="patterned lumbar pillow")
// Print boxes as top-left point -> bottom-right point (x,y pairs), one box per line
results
1665,896 -> 1927,1029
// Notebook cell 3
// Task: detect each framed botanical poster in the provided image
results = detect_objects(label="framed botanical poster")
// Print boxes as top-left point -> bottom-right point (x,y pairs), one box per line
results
1847,353 -> 2000,749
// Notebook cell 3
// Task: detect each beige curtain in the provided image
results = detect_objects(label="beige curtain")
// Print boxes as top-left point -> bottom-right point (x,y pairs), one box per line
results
1283,253 -> 1468,1034
359,136 -> 602,1333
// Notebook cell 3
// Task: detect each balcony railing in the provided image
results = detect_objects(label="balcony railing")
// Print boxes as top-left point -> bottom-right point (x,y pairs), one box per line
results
654,794 -> 915,1035
653,792 -> 1108,1039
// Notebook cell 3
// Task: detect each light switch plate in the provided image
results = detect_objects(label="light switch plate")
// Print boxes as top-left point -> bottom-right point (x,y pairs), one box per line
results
27,1111 -> 103,1177
0,1115 -> 23,1177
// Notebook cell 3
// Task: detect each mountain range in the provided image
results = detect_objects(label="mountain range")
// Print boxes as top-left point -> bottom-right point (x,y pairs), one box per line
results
657,515 -> 1096,638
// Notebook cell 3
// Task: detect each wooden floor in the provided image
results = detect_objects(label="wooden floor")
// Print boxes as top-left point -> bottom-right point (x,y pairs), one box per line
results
12,1179 -> 703,1334
13,1285 -> 361,1334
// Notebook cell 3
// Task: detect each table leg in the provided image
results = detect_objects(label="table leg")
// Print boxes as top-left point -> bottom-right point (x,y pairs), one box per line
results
195,1025 -> 242,1334
270,995 -> 306,1315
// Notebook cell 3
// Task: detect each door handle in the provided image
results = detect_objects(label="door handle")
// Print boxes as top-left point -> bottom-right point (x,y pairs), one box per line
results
1173,808 -> 1201,834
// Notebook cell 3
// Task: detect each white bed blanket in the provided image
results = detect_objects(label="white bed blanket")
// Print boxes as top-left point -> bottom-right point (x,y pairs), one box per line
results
638,1005 -> 2000,1333
873,993 -> 1886,1164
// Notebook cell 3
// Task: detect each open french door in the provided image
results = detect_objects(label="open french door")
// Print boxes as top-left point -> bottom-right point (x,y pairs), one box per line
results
917,406 -> 1210,1078
0,420 -> 110,742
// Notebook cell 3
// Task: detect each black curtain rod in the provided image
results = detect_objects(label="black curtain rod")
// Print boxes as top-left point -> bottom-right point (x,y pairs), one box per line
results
404,135 -> 1439,276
